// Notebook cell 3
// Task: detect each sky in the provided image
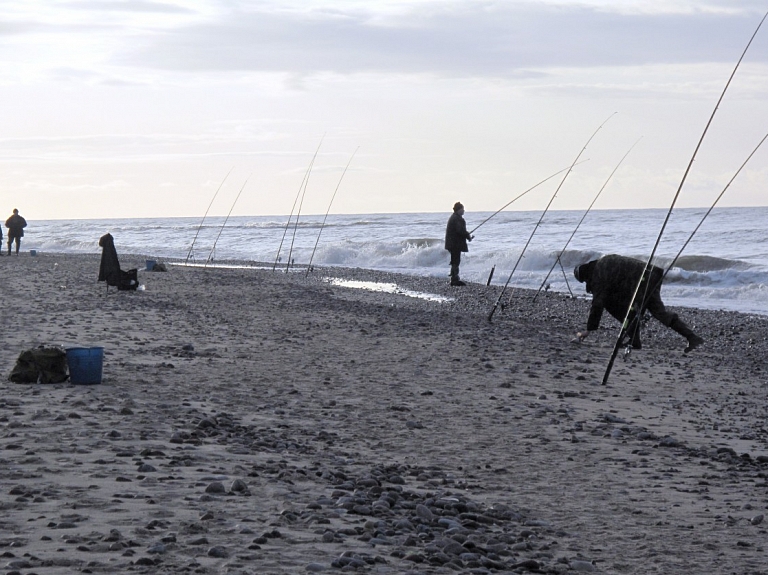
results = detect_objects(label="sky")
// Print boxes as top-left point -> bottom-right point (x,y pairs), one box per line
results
1,0 -> 768,220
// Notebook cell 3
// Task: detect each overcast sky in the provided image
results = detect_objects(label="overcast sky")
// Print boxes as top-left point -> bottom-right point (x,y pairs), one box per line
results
2,0 -> 768,219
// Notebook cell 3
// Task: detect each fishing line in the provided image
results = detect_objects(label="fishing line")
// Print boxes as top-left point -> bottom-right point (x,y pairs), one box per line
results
533,138 -> 641,302
306,147 -> 359,277
602,10 -> 768,385
469,160 -> 589,236
487,113 -> 616,322
185,167 -> 233,264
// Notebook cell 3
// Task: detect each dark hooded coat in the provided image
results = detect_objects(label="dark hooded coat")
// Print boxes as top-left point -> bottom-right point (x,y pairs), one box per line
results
444,212 -> 471,253
99,233 -> 121,285
99,233 -> 138,291
575,254 -> 673,331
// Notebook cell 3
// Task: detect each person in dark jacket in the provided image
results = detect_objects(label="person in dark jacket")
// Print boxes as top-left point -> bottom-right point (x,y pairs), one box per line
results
573,254 -> 704,353
5,209 -> 27,255
444,202 -> 473,286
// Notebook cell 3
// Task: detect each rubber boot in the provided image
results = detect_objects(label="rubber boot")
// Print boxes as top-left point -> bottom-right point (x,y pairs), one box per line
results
450,265 -> 465,286
670,317 -> 703,353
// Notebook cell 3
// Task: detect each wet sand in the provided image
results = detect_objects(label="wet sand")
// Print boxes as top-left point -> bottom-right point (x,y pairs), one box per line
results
1,252 -> 767,574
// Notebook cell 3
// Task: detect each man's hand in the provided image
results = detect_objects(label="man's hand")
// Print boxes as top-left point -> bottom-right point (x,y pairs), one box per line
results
571,331 -> 589,344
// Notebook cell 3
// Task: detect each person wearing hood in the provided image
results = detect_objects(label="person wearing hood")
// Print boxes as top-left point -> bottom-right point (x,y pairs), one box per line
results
572,254 -> 704,353
444,202 -> 473,286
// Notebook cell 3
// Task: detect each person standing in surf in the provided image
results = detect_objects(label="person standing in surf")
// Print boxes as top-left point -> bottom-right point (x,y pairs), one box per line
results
5,208 -> 27,256
572,254 -> 704,353
444,202 -> 473,286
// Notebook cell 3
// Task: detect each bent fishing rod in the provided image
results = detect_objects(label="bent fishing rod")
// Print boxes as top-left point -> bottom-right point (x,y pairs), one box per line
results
469,159 -> 589,236
273,137 -> 324,271
532,138 -> 642,302
185,167 -> 233,264
488,113 -> 616,322
306,147 -> 359,278
204,176 -> 250,268
601,10 -> 768,386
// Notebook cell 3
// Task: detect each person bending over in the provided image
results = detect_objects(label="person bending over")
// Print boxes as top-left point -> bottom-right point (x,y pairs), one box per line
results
572,254 -> 704,353
444,202 -> 473,286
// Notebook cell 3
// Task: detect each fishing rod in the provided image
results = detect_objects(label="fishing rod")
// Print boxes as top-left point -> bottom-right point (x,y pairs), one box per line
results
469,160 -> 590,236
600,132 -> 767,379
617,132 -> 768,331
532,138 -> 642,302
185,167 -> 233,264
601,11 -> 768,386
204,176 -> 250,268
661,132 -> 768,281
305,147 -> 359,277
488,113 -> 616,322
273,137 -> 324,271
285,147 -> 320,273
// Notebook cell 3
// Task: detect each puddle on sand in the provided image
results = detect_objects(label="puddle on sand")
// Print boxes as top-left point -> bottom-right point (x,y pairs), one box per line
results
324,278 -> 452,303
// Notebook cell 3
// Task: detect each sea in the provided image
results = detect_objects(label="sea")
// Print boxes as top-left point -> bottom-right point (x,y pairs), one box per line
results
22,206 -> 768,316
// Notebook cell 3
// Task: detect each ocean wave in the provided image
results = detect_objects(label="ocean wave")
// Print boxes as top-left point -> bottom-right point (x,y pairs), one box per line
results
400,237 -> 442,250
661,254 -> 752,273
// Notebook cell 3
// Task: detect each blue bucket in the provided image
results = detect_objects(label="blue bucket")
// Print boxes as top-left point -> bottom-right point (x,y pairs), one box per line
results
146,260 -> 156,271
66,347 -> 104,385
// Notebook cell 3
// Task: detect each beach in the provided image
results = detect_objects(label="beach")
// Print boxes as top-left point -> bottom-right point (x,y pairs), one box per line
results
2,252 -> 768,574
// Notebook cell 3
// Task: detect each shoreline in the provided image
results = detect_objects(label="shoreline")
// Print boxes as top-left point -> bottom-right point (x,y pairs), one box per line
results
1,252 -> 767,574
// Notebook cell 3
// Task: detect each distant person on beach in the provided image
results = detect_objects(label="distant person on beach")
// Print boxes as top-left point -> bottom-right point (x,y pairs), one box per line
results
572,254 -> 704,353
5,209 -> 27,256
444,202 -> 473,286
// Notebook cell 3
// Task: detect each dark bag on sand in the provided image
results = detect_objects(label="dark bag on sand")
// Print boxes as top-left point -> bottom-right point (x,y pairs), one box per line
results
117,268 -> 139,291
9,347 -> 69,384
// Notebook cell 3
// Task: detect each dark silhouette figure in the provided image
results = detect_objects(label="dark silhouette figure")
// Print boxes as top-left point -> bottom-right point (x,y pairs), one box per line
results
573,254 -> 704,353
444,202 -> 473,286
98,233 -> 138,292
5,209 -> 27,255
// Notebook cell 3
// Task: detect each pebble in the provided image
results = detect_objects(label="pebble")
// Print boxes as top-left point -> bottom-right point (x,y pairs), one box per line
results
415,504 -> 434,523
207,545 -> 228,558
205,481 -> 226,494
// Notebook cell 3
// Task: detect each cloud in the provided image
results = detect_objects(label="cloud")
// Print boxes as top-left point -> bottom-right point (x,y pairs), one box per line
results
116,1 -> 768,77
62,0 -> 196,15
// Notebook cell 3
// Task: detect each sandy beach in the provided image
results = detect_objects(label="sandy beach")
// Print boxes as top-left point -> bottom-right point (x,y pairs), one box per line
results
1,252 -> 767,574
